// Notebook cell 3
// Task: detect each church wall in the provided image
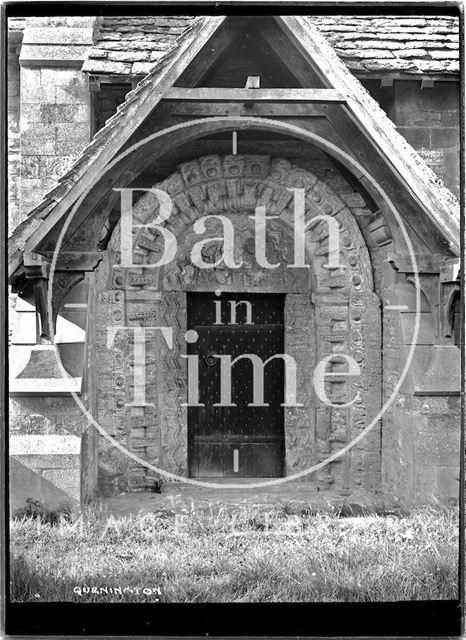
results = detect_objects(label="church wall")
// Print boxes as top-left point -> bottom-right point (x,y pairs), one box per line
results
7,37 -> 21,235
18,17 -> 95,216
391,80 -> 460,197
380,266 -> 461,507
7,19 -> 461,510
87,152 -> 384,498
362,78 -> 460,197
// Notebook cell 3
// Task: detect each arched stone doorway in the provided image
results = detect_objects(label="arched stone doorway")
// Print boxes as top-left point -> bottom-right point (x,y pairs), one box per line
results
94,155 -> 381,495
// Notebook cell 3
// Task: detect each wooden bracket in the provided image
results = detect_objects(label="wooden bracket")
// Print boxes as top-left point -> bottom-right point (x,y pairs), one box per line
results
23,252 -> 91,344
41,251 -> 103,271
388,252 -> 443,274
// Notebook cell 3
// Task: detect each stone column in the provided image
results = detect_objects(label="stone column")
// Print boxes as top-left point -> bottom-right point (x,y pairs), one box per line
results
19,16 -> 96,217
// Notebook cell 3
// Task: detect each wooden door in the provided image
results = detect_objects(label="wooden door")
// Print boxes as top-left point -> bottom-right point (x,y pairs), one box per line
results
187,292 -> 285,477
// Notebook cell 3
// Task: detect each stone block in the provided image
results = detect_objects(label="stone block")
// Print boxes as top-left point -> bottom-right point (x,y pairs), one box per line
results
38,155 -> 76,179
21,125 -> 56,155
413,345 -> 460,395
10,435 -> 81,457
413,110 -> 442,126
399,312 -> 435,345
55,86 -> 89,108
19,67 -> 41,92
55,121 -> 89,142
442,109 -> 460,128
39,67 -> 82,87
72,103 -> 90,123
397,126 -> 431,149
55,135 -> 89,157
23,27 -> 94,45
40,103 -> 77,124
21,72 -> 56,103
43,467 -> 80,487
20,44 -> 91,67
13,454 -> 80,470
416,465 -> 460,505
30,17 -> 94,28
21,103 -> 42,122
385,283 -> 430,311
20,156 -> 40,179
10,458 -> 79,513
430,127 -> 460,149
413,417 -> 460,468
20,177 -> 55,212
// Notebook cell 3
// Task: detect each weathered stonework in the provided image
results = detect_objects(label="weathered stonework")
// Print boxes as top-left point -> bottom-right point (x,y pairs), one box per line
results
90,155 -> 382,495
18,17 -> 95,215
7,14 -> 461,510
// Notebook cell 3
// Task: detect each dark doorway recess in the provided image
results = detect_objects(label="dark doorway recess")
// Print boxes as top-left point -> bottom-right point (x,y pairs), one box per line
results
187,292 -> 285,478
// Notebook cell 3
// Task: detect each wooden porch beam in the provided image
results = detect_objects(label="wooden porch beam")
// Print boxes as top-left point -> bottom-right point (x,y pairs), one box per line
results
168,102 -> 327,117
25,251 -> 103,272
164,88 -> 345,103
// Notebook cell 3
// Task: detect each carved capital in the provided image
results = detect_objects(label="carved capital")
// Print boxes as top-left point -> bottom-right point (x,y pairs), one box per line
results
406,259 -> 460,344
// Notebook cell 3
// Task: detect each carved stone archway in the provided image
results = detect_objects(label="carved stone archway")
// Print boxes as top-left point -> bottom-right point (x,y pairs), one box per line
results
96,155 -> 381,494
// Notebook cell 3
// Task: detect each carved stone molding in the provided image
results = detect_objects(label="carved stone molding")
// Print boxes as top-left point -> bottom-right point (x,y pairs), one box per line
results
99,155 -> 381,492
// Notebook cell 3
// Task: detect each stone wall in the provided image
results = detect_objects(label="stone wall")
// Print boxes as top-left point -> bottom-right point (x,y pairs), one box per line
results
8,33 -> 21,234
380,269 -> 461,507
90,154 -> 382,498
7,15 -> 460,508
18,17 -> 95,216
391,81 -> 460,197
8,18 -> 96,509
363,79 -> 460,197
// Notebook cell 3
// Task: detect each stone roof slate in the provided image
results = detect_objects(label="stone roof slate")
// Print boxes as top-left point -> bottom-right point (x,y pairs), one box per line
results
312,16 -> 459,75
82,15 -> 198,75
83,15 -> 459,76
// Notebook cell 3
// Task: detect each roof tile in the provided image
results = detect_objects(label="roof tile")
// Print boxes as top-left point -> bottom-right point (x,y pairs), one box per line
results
83,15 -> 459,77
8,15 -> 460,276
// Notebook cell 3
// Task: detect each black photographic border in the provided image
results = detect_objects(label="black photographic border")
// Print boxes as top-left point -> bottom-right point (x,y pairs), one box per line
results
2,1 -> 464,637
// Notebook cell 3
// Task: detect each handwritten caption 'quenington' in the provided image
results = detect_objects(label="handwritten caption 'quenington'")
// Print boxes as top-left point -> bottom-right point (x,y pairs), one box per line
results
73,585 -> 162,598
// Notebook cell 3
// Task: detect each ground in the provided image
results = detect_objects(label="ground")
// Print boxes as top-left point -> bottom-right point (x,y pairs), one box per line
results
96,482 -> 381,517
10,488 -> 459,603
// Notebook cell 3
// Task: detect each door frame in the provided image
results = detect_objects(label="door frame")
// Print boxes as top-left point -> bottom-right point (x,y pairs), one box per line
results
186,291 -> 287,478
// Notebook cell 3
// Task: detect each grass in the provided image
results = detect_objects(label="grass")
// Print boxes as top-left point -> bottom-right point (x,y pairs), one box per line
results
10,504 -> 459,603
